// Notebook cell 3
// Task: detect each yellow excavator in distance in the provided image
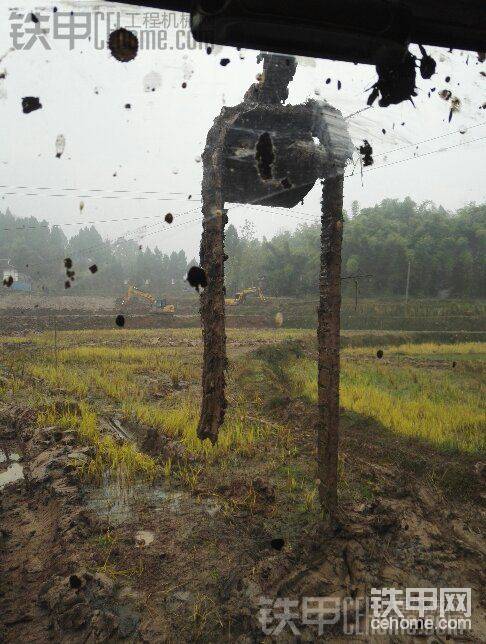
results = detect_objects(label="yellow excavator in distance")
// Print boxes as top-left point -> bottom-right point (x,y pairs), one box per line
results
118,285 -> 175,313
225,286 -> 266,306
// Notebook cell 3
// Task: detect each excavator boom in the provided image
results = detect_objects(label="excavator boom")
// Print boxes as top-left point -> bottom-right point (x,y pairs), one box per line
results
225,286 -> 266,306
119,285 -> 175,314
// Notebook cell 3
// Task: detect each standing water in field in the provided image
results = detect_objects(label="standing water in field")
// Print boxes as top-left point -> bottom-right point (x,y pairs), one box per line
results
85,476 -> 219,527
0,449 -> 24,489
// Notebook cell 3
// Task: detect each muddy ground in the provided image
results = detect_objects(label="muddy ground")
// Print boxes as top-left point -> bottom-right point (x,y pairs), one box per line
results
0,312 -> 274,334
1,294 -> 484,334
1,294 -> 485,335
0,294 -> 117,312
0,334 -> 485,642
0,294 -> 276,333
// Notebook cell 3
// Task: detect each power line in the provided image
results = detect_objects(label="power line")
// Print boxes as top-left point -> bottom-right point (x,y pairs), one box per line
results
0,184 -> 195,196
2,122 -> 484,207
2,203 -> 207,276
3,131 -> 484,243
3,134 -> 485,274
1,171 -> 327,265
1,190 -> 201,203
121,180 -> 328,245
55,208 -> 200,260
344,105 -> 373,120
370,120 -> 486,160
345,134 -> 486,177
0,213 -> 189,231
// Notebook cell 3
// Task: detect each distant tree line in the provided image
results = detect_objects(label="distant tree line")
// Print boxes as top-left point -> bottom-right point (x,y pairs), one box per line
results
225,198 -> 485,299
0,208 -> 192,296
0,197 -> 484,298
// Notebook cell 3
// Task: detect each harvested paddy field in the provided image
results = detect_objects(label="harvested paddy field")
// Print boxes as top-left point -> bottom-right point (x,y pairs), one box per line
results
0,328 -> 485,641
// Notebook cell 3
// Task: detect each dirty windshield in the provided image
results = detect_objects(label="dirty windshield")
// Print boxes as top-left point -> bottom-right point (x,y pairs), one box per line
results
1,2 -> 485,641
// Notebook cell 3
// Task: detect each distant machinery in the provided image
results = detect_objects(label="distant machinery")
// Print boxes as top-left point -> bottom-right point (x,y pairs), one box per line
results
225,286 -> 266,306
117,284 -> 175,313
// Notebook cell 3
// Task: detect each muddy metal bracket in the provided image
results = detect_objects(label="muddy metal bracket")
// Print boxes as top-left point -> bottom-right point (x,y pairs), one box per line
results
195,53 -> 353,447
108,1 -> 486,63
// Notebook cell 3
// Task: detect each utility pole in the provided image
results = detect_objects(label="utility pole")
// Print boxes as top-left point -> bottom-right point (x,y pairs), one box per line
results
405,258 -> 411,315
341,273 -> 373,312
53,313 -> 58,388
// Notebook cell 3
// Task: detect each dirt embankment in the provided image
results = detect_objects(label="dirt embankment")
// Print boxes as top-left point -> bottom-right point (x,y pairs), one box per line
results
0,293 -> 276,333
1,294 -> 485,334
0,295 -> 116,312
0,313 -> 275,334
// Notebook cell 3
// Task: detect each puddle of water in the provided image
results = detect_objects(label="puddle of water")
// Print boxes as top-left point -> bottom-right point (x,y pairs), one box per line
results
85,480 -> 185,526
85,477 -> 220,526
0,463 -> 24,489
152,489 -> 185,511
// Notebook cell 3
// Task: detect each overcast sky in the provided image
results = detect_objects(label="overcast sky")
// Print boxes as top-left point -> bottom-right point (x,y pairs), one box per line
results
1,1 -> 485,259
